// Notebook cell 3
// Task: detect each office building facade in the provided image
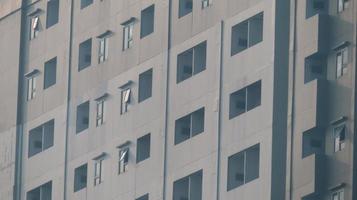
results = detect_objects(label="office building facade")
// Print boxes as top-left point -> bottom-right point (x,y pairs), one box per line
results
0,0 -> 356,200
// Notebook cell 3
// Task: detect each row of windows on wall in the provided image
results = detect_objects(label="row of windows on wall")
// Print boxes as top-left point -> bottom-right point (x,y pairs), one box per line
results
302,121 -> 347,159
26,77 -> 261,158
306,0 -> 349,19
304,42 -> 350,84
75,68 -> 153,133
74,77 -> 261,143
29,0 -> 59,40
25,11 -> 264,100
26,143 -> 261,200
80,0 -> 212,17
77,11 -> 263,79
78,3 -> 155,71
178,0 -> 212,18
27,133 -> 150,200
25,57 -> 57,101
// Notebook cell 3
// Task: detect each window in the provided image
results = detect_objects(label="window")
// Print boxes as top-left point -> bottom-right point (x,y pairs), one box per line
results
98,38 -> 109,64
96,100 -> 105,127
231,12 -> 263,56
177,41 -> 207,83
229,80 -> 261,119
140,5 -> 155,38
30,16 -> 40,40
123,22 -> 134,50
304,55 -> 325,83
227,144 -> 260,191
118,148 -> 129,174
74,164 -> 87,192
338,0 -> 348,13
202,0 -> 211,9
94,159 -> 103,186
136,134 -> 151,163
175,107 -> 205,145
139,69 -> 153,102
46,0 -> 59,28
336,48 -> 348,78
306,0 -> 327,18
78,38 -> 92,71
44,57 -> 57,89
173,170 -> 202,200
179,0 -> 193,18
27,76 -> 37,101
76,101 -> 90,133
136,194 -> 149,200
332,189 -> 344,200
28,119 -> 54,158
121,88 -> 131,114
81,0 -> 93,9
26,181 -> 52,200
302,128 -> 323,158
334,124 -> 346,152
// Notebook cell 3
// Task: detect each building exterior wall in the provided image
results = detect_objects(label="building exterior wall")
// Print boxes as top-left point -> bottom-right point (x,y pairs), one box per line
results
0,0 -> 356,200
0,1 -> 22,199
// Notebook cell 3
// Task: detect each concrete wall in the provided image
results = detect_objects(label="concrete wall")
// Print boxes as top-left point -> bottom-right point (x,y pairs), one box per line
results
0,4 -> 22,199
2,0 -> 356,200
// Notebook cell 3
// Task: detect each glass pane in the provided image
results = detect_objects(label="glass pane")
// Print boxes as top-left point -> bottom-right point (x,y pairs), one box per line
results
191,108 -> 205,137
248,13 -> 264,47
43,120 -> 54,150
177,49 -> 193,83
173,176 -> 189,200
231,21 -> 248,55
245,144 -> 260,183
175,114 -> 191,144
247,80 -> 261,111
227,151 -> 245,190
190,170 -> 203,200
336,53 -> 343,78
193,41 -> 207,75
229,88 -> 246,119
28,126 -> 43,157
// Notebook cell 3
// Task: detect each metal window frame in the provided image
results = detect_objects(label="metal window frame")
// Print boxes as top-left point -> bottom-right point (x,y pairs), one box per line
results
118,148 -> 129,174
96,100 -> 104,126
94,160 -> 103,186
201,0 -> 211,9
121,88 -> 131,114
333,124 -> 346,152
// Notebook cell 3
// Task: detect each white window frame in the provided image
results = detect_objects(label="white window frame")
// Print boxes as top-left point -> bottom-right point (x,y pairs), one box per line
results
98,37 -> 109,64
27,76 -> 37,101
333,124 -> 346,152
332,189 -> 344,200
94,159 -> 103,186
118,148 -> 129,174
30,16 -> 40,40
121,88 -> 131,114
338,0 -> 348,13
201,0 -> 211,9
123,23 -> 134,50
336,48 -> 348,78
96,100 -> 105,127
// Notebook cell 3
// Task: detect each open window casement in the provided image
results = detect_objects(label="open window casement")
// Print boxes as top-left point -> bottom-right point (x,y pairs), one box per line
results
97,30 -> 113,63
95,93 -> 109,127
121,18 -> 136,50
28,9 -> 44,40
121,88 -> 131,114
117,140 -> 130,174
123,89 -> 131,103
92,153 -> 107,186
119,148 -> 129,174
119,81 -> 133,114
25,69 -> 40,101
